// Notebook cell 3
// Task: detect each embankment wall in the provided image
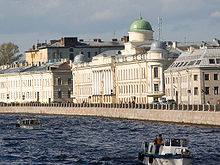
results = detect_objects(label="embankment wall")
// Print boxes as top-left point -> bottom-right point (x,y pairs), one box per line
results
0,105 -> 220,126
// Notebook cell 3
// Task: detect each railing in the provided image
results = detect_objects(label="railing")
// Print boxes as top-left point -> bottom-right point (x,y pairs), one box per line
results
0,102 -> 220,112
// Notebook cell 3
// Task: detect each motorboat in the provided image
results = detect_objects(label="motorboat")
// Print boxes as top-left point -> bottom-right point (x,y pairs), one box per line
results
138,137 -> 193,165
16,117 -> 41,129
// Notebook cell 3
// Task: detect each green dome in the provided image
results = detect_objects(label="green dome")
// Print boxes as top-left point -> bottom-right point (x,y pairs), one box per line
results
129,17 -> 152,32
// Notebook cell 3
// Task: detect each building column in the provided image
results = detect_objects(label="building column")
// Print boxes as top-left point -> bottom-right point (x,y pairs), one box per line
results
148,65 -> 152,93
160,66 -> 164,92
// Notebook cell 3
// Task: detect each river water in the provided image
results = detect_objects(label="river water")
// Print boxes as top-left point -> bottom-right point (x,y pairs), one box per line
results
0,114 -> 219,165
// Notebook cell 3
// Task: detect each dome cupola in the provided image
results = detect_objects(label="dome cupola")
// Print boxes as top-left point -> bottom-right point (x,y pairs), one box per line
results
129,17 -> 152,32
149,40 -> 167,52
74,52 -> 87,64
128,16 -> 153,42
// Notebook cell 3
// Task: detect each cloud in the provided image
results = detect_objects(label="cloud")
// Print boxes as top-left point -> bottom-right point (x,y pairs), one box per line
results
91,10 -> 114,21
211,11 -> 220,18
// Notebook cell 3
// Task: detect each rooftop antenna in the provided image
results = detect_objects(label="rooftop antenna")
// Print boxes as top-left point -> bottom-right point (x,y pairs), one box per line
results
139,11 -> 142,19
158,16 -> 162,41
113,31 -> 116,39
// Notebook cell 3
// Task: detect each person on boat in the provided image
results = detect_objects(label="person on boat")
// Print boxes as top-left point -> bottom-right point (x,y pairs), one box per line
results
154,135 -> 158,144
181,148 -> 191,156
157,134 -> 163,145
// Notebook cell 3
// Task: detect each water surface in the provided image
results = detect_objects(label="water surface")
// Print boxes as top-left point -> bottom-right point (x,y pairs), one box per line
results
0,114 -> 219,165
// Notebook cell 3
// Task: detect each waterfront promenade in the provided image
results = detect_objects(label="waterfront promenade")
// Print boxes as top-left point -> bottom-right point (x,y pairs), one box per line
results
0,103 -> 220,126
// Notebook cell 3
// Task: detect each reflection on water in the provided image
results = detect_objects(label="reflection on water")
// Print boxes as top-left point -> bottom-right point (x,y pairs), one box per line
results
0,114 -> 220,165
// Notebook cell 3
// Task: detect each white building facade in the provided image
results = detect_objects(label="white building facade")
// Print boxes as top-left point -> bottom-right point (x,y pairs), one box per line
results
0,62 -> 72,103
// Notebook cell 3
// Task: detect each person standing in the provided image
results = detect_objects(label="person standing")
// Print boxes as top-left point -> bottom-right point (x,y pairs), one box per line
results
154,135 -> 158,144
207,101 -> 210,111
157,134 -> 163,145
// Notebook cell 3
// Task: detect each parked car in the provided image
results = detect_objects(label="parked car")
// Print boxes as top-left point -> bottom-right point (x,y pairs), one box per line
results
159,100 -> 168,105
151,100 -> 159,104
167,99 -> 176,105
0,102 -> 7,106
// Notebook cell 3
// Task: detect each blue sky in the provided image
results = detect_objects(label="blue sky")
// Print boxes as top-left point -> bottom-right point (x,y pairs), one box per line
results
0,0 -> 220,55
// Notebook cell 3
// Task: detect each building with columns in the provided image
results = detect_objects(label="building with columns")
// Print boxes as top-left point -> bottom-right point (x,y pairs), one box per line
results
72,17 -> 177,104
164,45 -> 220,105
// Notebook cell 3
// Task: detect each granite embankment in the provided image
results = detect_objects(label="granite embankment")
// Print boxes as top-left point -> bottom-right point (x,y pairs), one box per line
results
0,103 -> 220,126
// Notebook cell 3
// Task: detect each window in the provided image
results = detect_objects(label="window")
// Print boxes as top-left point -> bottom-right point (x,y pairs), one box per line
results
87,52 -> 91,58
69,53 -> 74,60
68,78 -> 72,85
154,84 -> 159,92
183,62 -> 188,66
216,59 -> 220,64
209,59 -> 215,64
188,60 -> 196,66
194,87 -> 198,95
58,91 -> 62,98
214,87 -> 219,95
58,77 -> 62,85
154,67 -> 158,78
194,75 -> 198,81
205,87 -> 209,95
195,60 -> 201,65
95,52 -> 98,55
214,74 -> 218,80
69,48 -> 73,52
68,90 -> 71,98
204,74 -> 209,80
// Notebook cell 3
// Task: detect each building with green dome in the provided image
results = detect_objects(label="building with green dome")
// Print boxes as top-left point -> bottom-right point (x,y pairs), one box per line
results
129,16 -> 153,32
122,16 -> 154,56
128,16 -> 153,42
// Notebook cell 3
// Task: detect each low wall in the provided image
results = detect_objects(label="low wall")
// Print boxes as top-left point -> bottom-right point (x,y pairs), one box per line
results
0,105 -> 220,126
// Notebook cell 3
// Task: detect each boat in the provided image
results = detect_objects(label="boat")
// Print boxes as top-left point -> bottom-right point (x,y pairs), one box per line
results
138,137 -> 193,165
16,117 -> 41,129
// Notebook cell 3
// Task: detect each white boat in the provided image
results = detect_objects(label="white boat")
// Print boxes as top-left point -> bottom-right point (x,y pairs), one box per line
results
138,138 -> 193,165
16,117 -> 41,129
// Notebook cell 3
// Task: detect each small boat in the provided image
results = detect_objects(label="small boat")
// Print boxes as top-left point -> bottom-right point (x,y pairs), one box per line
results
16,117 -> 41,129
138,137 -> 193,165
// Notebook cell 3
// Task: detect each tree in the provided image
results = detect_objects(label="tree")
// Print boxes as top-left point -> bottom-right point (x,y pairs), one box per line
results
0,42 -> 22,65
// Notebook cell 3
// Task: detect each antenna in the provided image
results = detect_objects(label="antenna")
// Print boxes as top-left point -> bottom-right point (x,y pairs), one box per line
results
158,16 -> 162,41
113,31 -> 116,39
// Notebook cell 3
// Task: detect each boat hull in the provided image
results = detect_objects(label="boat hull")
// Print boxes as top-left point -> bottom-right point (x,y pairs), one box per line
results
140,154 -> 192,165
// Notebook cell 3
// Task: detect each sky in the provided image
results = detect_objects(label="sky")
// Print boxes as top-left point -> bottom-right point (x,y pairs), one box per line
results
0,0 -> 220,55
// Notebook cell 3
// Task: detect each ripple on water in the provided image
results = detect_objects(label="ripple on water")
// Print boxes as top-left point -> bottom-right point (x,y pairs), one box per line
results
0,114 -> 220,165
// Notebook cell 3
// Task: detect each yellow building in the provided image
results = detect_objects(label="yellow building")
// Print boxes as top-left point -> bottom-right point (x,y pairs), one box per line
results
25,37 -> 124,65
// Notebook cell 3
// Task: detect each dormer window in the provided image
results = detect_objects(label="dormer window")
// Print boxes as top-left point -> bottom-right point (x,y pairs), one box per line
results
195,60 -> 201,65
183,62 -> 188,66
188,60 -> 196,66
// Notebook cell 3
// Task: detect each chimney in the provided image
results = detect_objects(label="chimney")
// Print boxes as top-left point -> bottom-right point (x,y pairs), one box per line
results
121,36 -> 129,42
189,46 -> 196,53
173,41 -> 177,49
61,37 -> 77,47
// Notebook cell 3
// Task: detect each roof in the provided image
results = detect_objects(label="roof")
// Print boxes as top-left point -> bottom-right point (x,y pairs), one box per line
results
129,17 -> 152,32
149,40 -> 167,53
0,62 -> 70,75
165,47 -> 220,72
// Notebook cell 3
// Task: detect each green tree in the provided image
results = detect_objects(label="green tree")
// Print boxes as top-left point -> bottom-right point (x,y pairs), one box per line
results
0,42 -> 22,65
